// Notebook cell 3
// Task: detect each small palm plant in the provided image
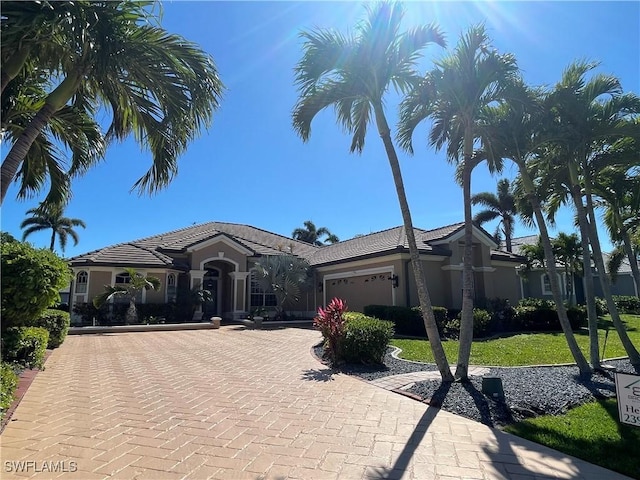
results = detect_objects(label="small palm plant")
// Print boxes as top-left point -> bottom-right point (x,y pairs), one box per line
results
93,267 -> 161,324
252,255 -> 313,320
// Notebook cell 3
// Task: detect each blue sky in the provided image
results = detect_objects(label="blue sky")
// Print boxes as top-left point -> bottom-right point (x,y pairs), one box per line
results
2,1 -> 639,258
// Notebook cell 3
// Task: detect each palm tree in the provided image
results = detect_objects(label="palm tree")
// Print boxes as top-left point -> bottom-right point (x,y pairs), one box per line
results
292,220 -> 339,245
20,203 -> 86,253
476,86 -> 592,374
544,61 -> 640,365
252,255 -> 313,319
552,232 -> 583,304
398,25 -> 519,380
292,3 -> 454,381
471,178 -> 518,252
93,267 -> 161,325
2,66 -> 105,205
1,1 -> 223,204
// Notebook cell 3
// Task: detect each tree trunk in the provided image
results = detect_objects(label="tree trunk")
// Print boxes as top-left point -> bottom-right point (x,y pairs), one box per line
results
455,131 -> 475,381
571,186 -> 600,367
49,230 -> 56,252
585,191 -> 640,365
373,102 -> 454,382
519,167 -> 591,374
126,297 -> 138,325
621,233 -> 640,298
505,217 -> 513,253
1,73 -> 80,205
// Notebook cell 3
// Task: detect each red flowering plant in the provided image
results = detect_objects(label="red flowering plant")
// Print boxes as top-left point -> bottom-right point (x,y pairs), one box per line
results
314,297 -> 348,365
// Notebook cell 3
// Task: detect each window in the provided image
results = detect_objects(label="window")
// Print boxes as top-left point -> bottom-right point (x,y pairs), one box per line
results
167,273 -> 177,302
250,271 -> 277,308
114,271 -> 141,303
75,271 -> 88,293
541,274 -> 554,295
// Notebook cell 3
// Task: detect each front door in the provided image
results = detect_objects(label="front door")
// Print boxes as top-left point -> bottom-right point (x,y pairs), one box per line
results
202,270 -> 219,318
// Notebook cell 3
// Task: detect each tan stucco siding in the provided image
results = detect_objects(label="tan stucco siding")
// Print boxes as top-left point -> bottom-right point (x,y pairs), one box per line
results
490,265 -> 521,304
88,270 -> 113,301
190,242 -> 247,272
145,272 -> 165,303
405,260 -> 449,309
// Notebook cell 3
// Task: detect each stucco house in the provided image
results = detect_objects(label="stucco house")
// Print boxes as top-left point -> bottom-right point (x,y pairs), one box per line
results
67,221 -> 524,323
513,235 -> 639,303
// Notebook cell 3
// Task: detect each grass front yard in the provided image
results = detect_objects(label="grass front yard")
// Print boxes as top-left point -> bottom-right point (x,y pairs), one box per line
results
391,314 -> 640,366
504,399 -> 640,479
389,314 -> 640,479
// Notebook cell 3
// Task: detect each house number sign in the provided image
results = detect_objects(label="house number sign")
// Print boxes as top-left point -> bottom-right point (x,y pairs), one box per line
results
616,372 -> 640,427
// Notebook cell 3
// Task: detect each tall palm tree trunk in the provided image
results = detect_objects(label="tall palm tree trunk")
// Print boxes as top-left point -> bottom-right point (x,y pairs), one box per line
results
621,234 -> 640,298
571,186 -> 600,367
373,102 -> 454,382
456,139 -> 475,380
49,230 -> 56,252
520,167 -> 591,374
585,192 -> 640,365
1,73 -> 80,204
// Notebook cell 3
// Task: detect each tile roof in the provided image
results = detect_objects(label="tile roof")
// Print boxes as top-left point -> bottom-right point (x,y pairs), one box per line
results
68,220 -> 521,269
307,223 -> 465,266
68,222 -> 319,268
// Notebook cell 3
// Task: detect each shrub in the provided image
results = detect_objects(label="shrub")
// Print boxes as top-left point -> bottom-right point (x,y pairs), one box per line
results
613,296 -> 640,314
1,362 -> 18,419
513,300 -> 585,332
594,297 -> 608,316
342,313 -> 394,365
1,238 -> 71,330
453,308 -> 492,338
314,298 -> 348,365
27,310 -> 70,349
1,327 -> 49,369
364,304 -> 450,337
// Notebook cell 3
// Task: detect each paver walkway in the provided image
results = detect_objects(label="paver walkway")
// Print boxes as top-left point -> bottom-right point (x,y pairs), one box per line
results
0,327 -> 630,480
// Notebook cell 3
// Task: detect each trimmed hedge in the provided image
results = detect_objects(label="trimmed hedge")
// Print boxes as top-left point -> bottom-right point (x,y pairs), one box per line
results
1,327 -> 49,369
363,304 -> 449,337
27,310 -> 70,349
1,362 -> 18,419
342,312 -> 394,365
613,296 -> 640,314
513,301 -> 586,331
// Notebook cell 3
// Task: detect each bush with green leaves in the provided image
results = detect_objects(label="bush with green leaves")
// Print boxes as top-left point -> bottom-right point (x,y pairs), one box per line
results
513,300 -> 585,331
594,297 -> 608,316
1,236 -> 71,330
1,362 -> 18,419
1,327 -> 49,369
363,304 -> 450,337
613,296 -> 640,314
342,312 -> 394,365
27,310 -> 70,348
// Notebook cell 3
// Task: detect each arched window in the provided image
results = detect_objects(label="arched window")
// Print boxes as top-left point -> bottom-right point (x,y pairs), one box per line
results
167,273 -> 177,302
75,271 -> 88,293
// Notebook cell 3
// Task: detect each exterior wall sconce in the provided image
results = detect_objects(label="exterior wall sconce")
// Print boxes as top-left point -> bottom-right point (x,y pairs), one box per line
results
388,274 -> 399,288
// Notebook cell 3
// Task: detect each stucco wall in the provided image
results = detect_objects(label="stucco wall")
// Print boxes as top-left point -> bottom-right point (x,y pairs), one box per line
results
489,265 -> 521,305
190,241 -> 248,272
88,270 -> 112,301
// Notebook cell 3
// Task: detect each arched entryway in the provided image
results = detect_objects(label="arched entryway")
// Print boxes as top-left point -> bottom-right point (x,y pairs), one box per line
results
202,268 -> 221,317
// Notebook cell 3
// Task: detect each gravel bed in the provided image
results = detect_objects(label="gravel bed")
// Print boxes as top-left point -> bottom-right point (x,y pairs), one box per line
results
314,344 -> 640,427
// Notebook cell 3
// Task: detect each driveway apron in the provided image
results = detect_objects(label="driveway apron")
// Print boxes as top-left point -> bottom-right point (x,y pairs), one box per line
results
0,327 -> 630,479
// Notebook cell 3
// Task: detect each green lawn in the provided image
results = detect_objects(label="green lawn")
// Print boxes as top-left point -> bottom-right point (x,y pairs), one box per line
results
391,314 -> 640,366
504,399 -> 640,479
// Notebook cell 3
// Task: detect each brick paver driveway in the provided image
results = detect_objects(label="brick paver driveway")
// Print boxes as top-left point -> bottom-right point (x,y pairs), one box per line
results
1,327 -> 629,479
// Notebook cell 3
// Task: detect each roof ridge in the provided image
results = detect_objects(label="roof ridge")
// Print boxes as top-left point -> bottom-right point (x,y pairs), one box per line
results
422,221 -> 465,233
212,222 -> 321,249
